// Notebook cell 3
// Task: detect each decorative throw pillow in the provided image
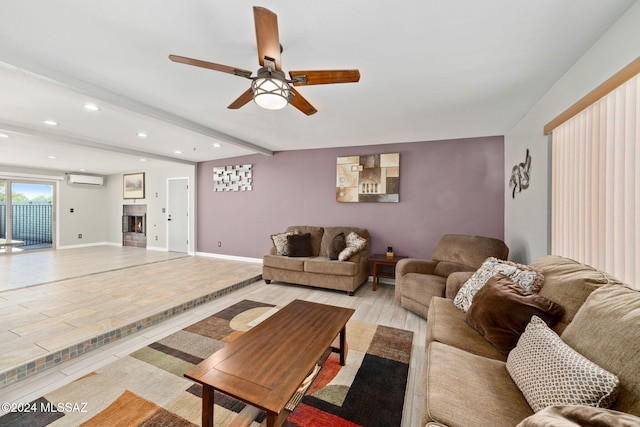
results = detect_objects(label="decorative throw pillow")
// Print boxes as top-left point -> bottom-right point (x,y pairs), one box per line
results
465,274 -> 564,354
517,405 -> 640,427
270,230 -> 298,255
328,232 -> 346,260
454,257 -> 544,312
286,233 -> 313,257
338,232 -> 367,261
506,316 -> 619,412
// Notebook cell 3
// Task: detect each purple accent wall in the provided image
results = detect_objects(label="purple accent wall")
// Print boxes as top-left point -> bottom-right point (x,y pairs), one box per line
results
197,136 -> 505,260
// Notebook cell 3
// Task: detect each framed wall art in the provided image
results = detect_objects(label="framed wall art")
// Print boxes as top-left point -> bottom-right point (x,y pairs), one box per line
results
123,172 -> 145,199
336,153 -> 399,202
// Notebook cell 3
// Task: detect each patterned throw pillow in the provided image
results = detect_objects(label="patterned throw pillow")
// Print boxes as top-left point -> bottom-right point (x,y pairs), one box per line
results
507,316 -> 619,412
270,230 -> 298,255
338,232 -> 367,261
453,257 -> 544,312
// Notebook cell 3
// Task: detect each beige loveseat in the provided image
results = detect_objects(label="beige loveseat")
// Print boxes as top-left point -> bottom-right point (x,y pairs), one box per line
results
423,255 -> 640,427
262,226 -> 370,295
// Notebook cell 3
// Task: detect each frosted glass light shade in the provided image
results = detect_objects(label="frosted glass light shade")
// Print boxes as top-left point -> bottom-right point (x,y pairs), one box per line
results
252,77 -> 291,110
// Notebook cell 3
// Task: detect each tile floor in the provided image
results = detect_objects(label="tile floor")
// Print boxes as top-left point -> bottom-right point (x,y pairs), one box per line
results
0,247 -> 263,387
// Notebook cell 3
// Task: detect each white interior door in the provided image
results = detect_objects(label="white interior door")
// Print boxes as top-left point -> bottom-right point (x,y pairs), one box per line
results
168,178 -> 188,253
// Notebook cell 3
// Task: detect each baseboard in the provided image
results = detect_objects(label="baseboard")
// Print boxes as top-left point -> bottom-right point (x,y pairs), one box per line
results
196,251 -> 263,264
370,276 -> 396,286
145,245 -> 168,252
57,241 -> 113,250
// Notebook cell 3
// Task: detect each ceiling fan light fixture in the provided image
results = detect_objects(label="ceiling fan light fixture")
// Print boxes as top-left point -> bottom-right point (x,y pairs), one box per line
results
251,68 -> 291,110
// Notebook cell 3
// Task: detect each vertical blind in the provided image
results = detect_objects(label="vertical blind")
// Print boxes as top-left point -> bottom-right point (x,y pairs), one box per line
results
551,73 -> 639,289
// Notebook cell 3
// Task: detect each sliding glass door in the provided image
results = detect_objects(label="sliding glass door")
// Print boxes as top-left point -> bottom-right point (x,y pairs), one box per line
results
0,180 -> 54,252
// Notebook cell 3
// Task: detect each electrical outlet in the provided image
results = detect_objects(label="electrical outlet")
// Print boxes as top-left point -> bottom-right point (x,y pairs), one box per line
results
155,236 -> 158,241
218,241 -> 222,247
78,234 -> 82,239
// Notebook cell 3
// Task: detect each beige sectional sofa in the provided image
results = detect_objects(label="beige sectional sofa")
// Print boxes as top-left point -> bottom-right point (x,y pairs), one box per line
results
262,226 -> 370,295
422,255 -> 640,427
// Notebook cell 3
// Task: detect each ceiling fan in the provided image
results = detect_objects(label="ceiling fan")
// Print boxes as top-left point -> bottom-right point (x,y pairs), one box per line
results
169,6 -> 360,115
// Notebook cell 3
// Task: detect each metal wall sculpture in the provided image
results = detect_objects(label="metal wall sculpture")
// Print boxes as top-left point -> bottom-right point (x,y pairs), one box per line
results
509,149 -> 531,199
213,164 -> 253,192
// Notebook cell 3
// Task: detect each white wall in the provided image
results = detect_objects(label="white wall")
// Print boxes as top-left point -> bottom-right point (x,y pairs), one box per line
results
59,178 -> 109,246
1,163 -> 196,250
0,165 -> 109,247
105,164 -> 196,252
504,1 -> 640,264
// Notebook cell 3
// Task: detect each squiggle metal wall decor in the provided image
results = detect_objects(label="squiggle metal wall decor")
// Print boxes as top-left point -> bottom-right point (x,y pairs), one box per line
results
509,149 -> 531,199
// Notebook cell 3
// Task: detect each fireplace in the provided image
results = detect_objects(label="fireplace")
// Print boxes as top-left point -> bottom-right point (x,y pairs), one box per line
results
122,205 -> 147,248
123,214 -> 146,234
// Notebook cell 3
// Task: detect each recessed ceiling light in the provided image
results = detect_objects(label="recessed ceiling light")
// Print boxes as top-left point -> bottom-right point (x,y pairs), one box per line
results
79,168 -> 86,172
213,143 -> 221,148
47,155 -> 57,159
140,158 -> 147,162
137,132 -> 148,138
0,133 -> 8,138
174,150 -> 182,154
43,120 -> 59,126
83,103 -> 101,111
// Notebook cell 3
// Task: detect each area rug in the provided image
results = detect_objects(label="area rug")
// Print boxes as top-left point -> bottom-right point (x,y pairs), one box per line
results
0,300 -> 413,427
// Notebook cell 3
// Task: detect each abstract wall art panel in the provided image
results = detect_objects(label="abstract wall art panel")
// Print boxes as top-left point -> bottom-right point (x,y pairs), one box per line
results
336,153 -> 399,202
213,164 -> 252,192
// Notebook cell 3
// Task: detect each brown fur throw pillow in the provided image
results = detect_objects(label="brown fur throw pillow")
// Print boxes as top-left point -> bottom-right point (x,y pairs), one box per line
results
286,233 -> 313,257
328,232 -> 347,260
465,274 -> 564,354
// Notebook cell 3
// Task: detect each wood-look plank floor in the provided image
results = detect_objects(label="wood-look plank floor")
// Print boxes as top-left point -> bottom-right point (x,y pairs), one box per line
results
0,247 -> 426,427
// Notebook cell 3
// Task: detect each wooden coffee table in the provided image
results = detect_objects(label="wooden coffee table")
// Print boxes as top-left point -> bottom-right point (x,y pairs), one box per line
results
184,299 -> 355,427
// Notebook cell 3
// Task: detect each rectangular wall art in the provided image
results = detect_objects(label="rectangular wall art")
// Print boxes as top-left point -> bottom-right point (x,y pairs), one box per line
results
213,164 -> 252,192
336,153 -> 399,202
123,172 -> 145,199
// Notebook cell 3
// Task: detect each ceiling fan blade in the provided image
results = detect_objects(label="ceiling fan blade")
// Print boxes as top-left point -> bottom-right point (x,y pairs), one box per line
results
289,88 -> 317,115
169,54 -> 252,78
227,88 -> 254,109
253,6 -> 282,71
289,69 -> 361,86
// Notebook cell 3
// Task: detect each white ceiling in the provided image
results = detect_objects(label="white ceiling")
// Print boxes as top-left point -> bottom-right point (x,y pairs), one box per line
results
0,0 -> 635,175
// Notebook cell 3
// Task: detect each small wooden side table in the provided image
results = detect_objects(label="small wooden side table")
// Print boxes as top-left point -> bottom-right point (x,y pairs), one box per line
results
369,253 -> 408,291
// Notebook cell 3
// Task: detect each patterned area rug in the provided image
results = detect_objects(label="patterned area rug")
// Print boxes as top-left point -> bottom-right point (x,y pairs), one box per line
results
0,300 -> 413,427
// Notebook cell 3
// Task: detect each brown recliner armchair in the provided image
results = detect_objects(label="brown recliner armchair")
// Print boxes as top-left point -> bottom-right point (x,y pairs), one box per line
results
395,234 -> 509,318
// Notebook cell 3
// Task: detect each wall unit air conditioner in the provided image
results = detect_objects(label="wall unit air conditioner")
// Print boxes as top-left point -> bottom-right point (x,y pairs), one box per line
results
68,174 -> 104,186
